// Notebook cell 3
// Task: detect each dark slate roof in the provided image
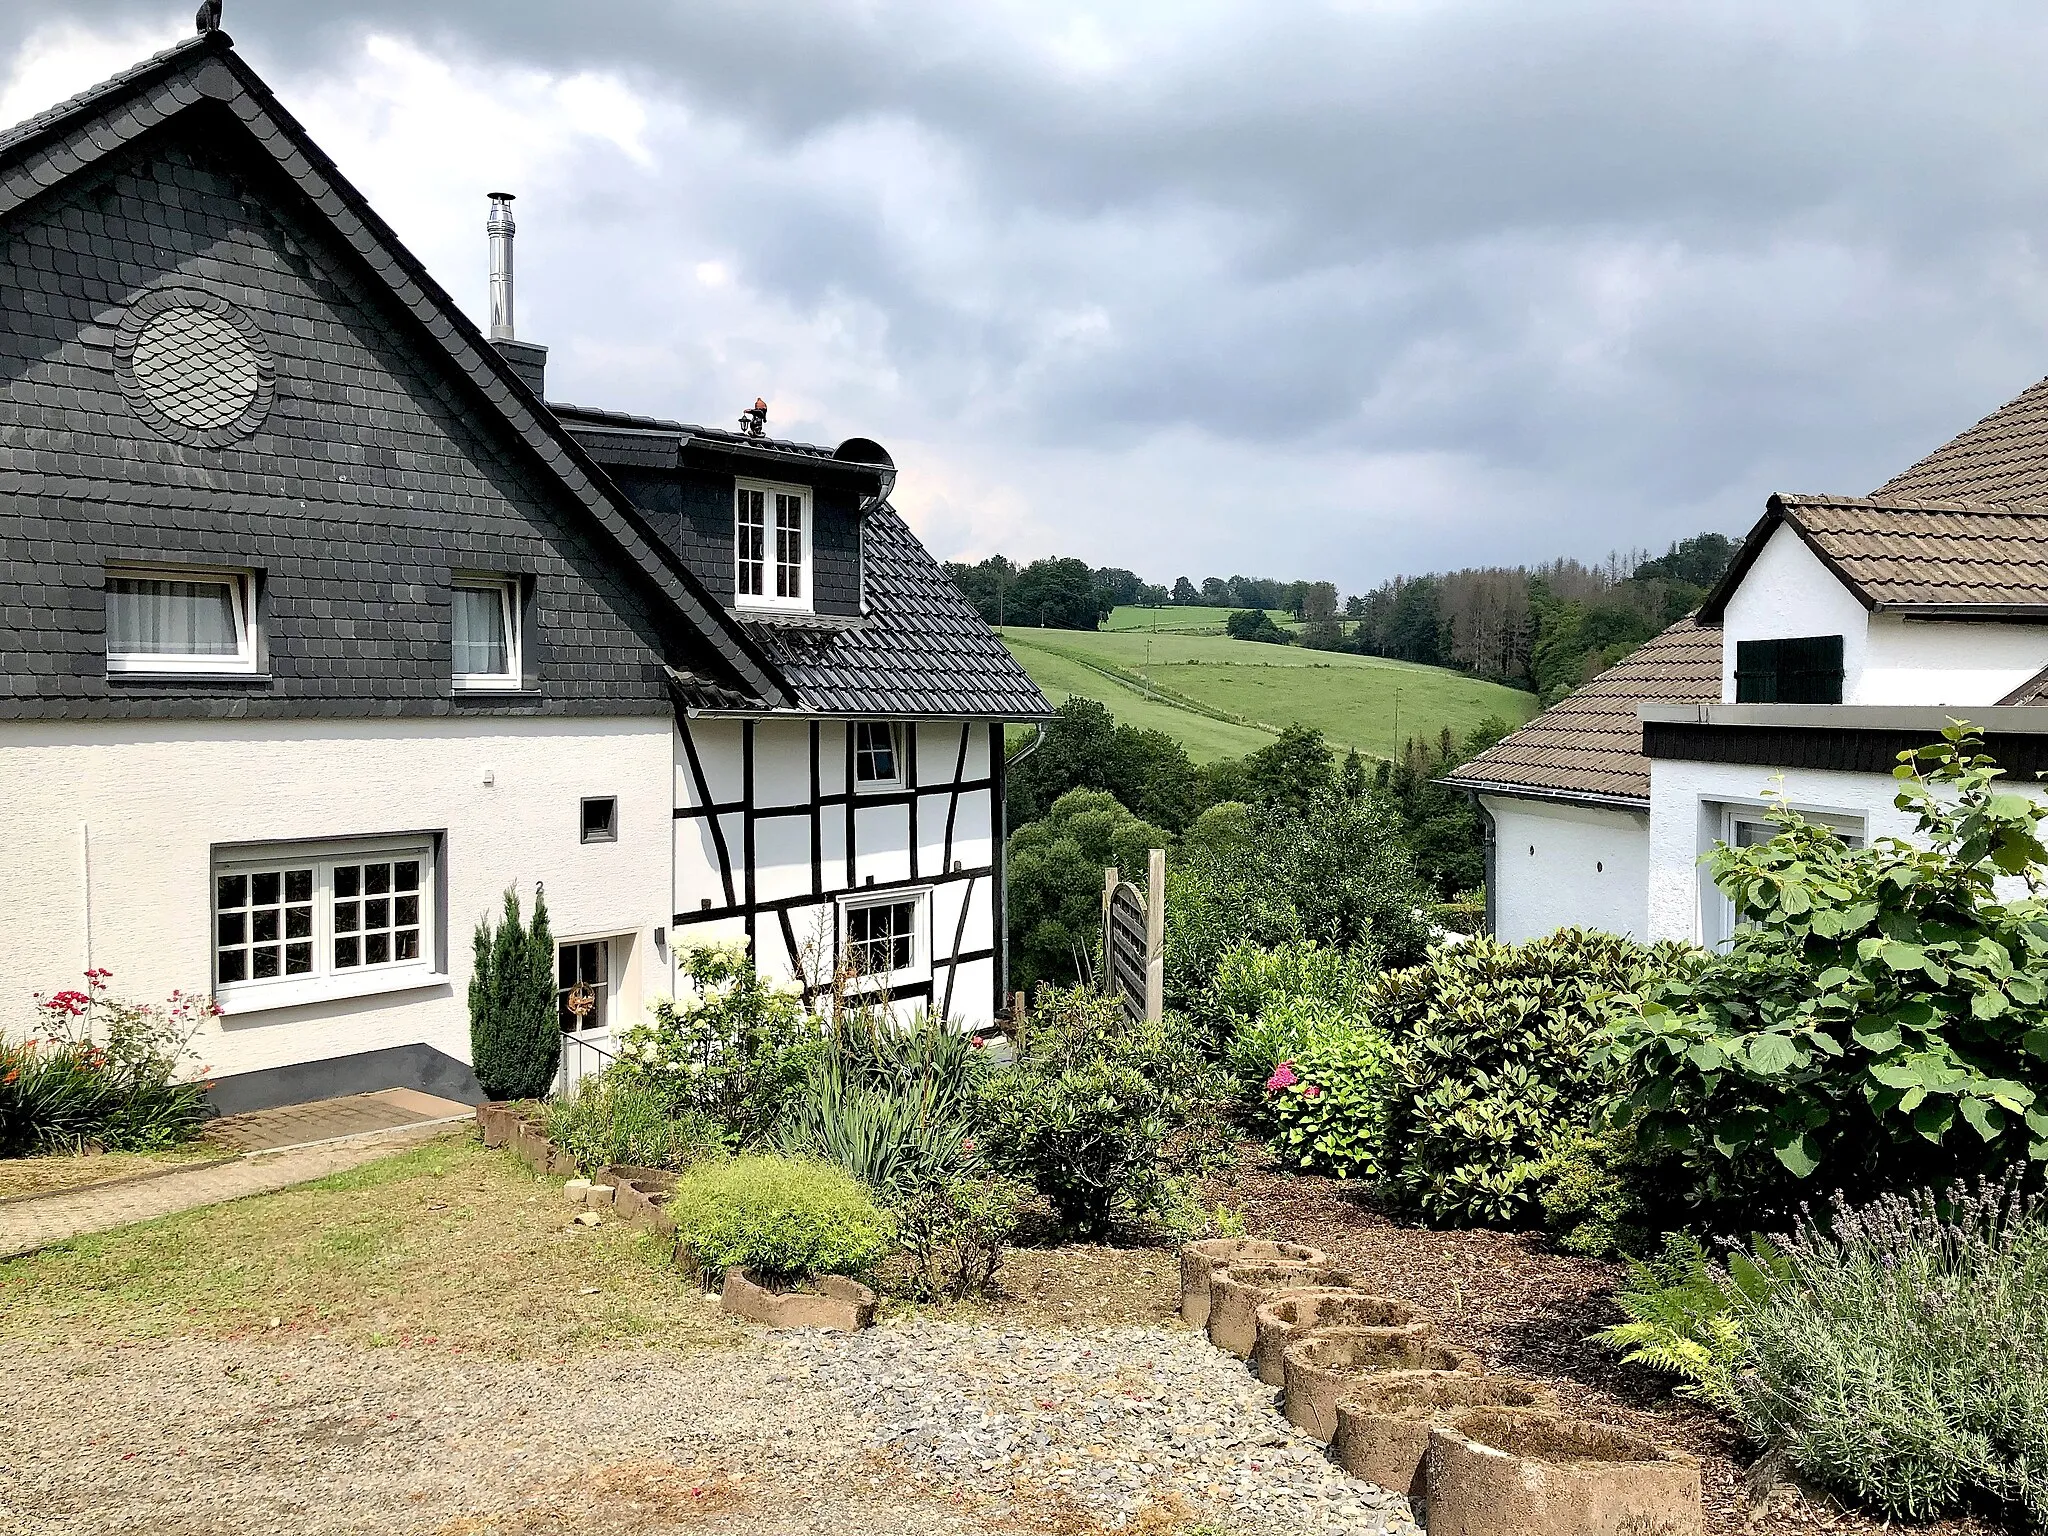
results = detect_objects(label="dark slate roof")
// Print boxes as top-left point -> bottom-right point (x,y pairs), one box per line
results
1699,492 -> 2048,619
1441,618 -> 1722,806
723,509 -> 1051,719
2001,664 -> 2048,705
0,28 -> 791,710
1876,374 -> 2048,504
551,402 -> 840,462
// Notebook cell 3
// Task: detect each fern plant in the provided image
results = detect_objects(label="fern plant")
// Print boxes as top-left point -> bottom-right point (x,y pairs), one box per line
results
1598,1230 -> 1791,1408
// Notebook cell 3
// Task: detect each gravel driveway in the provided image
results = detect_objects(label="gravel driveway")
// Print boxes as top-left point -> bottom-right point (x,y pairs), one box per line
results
0,1318 -> 1417,1536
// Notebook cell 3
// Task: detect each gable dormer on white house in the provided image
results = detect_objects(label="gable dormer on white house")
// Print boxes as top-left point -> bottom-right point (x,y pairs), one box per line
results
1447,397 -> 2048,950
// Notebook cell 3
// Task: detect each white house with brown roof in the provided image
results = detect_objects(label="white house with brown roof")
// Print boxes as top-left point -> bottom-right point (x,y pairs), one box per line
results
1447,376 -> 2048,947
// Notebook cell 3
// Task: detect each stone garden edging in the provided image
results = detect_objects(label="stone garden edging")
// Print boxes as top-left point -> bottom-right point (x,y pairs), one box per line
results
1179,1237 -> 1705,1534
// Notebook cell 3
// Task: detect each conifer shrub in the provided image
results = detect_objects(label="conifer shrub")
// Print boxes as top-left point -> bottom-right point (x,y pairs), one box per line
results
468,885 -> 558,1102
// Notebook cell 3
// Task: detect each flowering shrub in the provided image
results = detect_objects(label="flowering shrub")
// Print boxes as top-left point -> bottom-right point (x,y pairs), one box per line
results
1,970 -> 213,1156
1263,1013 -> 1394,1182
614,937 -> 818,1144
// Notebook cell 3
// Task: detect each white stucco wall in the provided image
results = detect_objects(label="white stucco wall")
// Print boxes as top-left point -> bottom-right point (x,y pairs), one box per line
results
1481,795 -> 1650,942
0,715 -> 673,1083
673,718 -> 1001,1025
1719,524 -> 1870,701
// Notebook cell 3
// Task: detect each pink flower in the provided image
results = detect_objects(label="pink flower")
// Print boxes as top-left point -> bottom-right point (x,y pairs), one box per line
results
1301,1084 -> 1323,1100
1265,1062 -> 1299,1094
961,1138 -> 976,1154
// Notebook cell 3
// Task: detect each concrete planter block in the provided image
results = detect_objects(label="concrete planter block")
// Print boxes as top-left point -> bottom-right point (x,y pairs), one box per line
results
1425,1408 -> 1703,1536
587,1183 -> 616,1208
1178,1238 -> 1329,1327
1207,1262 -> 1352,1358
564,1178 -> 593,1205
719,1268 -> 877,1331
1332,1371 -> 1559,1502
475,1102 -> 516,1147
1281,1332 -> 1484,1443
1252,1290 -> 1433,1388
600,1164 -> 678,1194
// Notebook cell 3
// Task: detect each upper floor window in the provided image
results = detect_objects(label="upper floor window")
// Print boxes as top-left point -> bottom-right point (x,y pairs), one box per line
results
735,480 -> 810,610
453,576 -> 521,689
1734,635 -> 1843,704
854,721 -> 903,790
105,566 -> 258,676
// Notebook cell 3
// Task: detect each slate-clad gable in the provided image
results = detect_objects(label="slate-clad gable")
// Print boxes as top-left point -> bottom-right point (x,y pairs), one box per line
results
0,126 -> 691,719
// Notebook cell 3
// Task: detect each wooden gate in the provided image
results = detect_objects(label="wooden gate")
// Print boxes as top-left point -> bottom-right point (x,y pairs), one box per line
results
1101,847 -> 1165,1024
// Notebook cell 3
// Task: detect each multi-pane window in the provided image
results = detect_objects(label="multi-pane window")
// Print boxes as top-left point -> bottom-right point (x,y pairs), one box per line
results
854,721 -> 901,789
557,940 -> 610,1034
734,481 -> 809,608
214,840 -> 434,1000
105,567 -> 257,674
845,897 -> 919,980
453,578 -> 520,687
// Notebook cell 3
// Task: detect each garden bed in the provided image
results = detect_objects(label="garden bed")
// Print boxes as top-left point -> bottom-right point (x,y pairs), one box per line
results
1201,1148 -> 2022,1536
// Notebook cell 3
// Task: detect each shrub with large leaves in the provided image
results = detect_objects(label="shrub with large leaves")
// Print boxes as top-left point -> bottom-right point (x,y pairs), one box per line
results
1611,726 -> 2048,1212
1371,929 -> 1695,1227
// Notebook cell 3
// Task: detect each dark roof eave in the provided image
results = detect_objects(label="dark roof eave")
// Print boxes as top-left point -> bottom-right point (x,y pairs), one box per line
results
1438,776 -> 1650,812
1873,602 -> 2048,621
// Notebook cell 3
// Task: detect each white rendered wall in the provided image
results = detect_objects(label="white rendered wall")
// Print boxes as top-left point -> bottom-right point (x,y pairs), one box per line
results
1719,524 -> 1871,701
1482,795 -> 1650,942
0,716 -> 672,1082
672,718 -> 1001,1026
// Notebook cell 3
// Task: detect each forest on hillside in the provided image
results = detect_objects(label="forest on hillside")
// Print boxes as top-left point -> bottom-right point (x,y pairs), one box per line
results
947,532 -> 1736,706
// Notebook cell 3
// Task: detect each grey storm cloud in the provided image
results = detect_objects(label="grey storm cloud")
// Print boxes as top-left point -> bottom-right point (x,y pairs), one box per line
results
9,1 -> 2048,586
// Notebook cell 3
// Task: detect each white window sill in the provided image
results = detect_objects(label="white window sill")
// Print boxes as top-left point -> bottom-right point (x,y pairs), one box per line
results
109,669 -> 271,684
853,779 -> 906,794
216,967 -> 448,1018
452,678 -> 525,692
735,602 -> 815,616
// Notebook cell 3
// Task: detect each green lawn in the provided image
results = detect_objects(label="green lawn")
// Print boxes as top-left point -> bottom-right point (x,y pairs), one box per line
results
1101,605 -> 1296,635
1003,620 -> 1539,762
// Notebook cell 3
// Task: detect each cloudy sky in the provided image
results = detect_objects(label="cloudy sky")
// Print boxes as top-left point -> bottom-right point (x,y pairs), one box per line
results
7,3 -> 2048,592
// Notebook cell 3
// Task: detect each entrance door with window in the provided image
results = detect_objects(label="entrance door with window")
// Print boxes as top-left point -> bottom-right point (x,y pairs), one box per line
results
556,937 -> 616,1094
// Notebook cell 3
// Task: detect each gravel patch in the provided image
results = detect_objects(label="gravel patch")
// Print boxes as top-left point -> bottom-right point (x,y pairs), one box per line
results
775,1321 -> 1421,1536
0,1318 -> 1418,1535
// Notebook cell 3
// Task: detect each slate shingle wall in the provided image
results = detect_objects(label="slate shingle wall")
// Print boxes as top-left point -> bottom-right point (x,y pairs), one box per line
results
0,127 -> 678,720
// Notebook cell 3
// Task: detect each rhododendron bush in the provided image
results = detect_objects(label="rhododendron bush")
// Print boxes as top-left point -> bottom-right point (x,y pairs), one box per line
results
2,969 -> 214,1155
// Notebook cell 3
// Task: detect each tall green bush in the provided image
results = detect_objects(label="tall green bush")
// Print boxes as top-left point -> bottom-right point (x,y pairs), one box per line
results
468,885 -> 559,1102
1370,929 -> 1696,1229
1207,939 -> 1378,1090
1611,726 -> 2048,1215
1262,1015 -> 1394,1182
1006,789 -> 1173,992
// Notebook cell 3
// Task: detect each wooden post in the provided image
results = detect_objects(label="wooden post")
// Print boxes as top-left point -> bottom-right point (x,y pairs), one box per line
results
1145,847 -> 1166,1023
1102,865 -> 1118,997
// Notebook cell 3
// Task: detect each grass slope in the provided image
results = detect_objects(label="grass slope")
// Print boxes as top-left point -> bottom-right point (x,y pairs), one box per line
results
1004,617 -> 1539,761
1102,606 -> 1295,635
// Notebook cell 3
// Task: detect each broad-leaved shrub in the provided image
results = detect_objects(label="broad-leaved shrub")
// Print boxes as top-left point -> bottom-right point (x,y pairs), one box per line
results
1262,1013 -> 1393,1181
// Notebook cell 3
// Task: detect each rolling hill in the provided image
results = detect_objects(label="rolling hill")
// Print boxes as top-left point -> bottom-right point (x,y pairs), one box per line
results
1001,617 -> 1539,763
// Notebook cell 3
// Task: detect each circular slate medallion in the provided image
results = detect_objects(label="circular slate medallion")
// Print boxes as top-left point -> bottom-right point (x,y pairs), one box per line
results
116,286 -> 275,446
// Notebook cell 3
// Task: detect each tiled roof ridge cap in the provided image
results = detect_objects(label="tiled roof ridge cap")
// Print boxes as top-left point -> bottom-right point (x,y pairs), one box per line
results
1775,491 -> 2048,515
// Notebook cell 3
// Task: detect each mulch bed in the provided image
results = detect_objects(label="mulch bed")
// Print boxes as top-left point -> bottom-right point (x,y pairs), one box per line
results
1200,1149 -> 2020,1536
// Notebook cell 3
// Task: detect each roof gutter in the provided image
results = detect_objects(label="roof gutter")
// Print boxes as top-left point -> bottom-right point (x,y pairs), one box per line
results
1436,776 -> 1648,813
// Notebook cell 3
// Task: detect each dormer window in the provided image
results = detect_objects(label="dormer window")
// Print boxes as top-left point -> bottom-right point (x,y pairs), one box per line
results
1735,635 -> 1843,704
736,479 -> 810,610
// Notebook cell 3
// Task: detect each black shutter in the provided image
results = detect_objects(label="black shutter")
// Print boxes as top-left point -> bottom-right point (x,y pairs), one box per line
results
1734,635 -> 1843,704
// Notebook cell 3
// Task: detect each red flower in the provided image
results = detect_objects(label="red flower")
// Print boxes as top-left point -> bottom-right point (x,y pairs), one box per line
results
1265,1062 -> 1299,1093
2,1070 -> 17,1086
1301,1084 -> 1323,1100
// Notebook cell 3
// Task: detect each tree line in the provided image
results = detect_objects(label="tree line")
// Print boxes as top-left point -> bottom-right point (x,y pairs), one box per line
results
948,533 -> 1736,704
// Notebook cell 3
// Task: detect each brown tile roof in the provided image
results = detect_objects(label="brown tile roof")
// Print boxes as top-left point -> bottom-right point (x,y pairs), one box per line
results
1876,374 -> 2048,504
1440,617 -> 1722,806
1699,493 -> 2048,617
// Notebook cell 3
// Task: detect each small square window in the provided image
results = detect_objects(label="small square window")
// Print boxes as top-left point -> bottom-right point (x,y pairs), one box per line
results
853,722 -> 903,790
106,567 -> 258,676
453,576 -> 521,689
581,796 -> 618,844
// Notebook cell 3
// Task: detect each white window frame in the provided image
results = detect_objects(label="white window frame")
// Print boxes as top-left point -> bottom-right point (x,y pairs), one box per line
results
838,888 -> 930,989
452,574 -> 522,691
104,564 -> 259,677
556,935 -> 617,1035
852,720 -> 905,792
734,478 -> 812,612
1701,801 -> 1865,950
212,833 -> 441,1015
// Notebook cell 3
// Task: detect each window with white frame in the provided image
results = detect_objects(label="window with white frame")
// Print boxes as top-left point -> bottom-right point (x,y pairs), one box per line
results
853,721 -> 903,790
735,481 -> 810,609
557,939 -> 612,1034
452,576 -> 521,688
841,891 -> 926,985
105,566 -> 258,675
213,836 -> 436,1006
1703,804 -> 1864,948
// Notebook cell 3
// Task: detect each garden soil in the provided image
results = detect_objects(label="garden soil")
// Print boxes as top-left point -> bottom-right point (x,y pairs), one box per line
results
1201,1149 -> 2023,1536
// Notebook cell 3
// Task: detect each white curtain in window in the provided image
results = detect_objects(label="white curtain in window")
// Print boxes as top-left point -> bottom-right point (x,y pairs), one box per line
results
453,585 -> 509,676
107,578 -> 238,656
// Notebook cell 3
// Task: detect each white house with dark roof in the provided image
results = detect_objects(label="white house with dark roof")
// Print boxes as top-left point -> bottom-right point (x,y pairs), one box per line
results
1448,375 -> 2048,948
0,26 -> 1048,1111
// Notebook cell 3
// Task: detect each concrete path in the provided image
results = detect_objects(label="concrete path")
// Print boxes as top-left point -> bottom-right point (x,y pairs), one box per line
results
207,1086 -> 473,1151
0,1119 -> 459,1260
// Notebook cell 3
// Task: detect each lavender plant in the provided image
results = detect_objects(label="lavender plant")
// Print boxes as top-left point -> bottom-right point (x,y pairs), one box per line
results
1729,1172 -> 2048,1523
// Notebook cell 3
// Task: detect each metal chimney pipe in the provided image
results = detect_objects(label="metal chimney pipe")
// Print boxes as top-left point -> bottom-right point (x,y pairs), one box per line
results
487,192 -> 516,341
